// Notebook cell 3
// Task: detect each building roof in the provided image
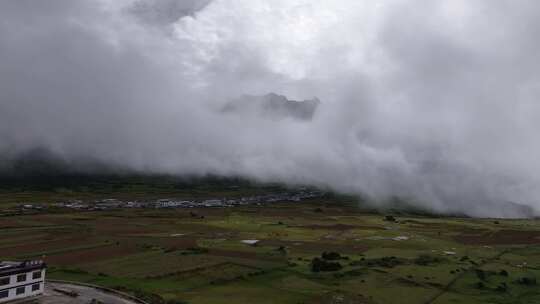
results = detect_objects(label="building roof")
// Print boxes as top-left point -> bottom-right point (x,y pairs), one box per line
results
0,260 -> 46,277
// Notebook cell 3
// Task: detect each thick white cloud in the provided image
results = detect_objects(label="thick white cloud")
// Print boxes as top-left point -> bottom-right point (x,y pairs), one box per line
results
1,0 -> 540,217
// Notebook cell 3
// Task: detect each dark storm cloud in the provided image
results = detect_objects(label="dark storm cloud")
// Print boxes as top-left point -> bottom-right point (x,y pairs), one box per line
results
1,0 -> 539,217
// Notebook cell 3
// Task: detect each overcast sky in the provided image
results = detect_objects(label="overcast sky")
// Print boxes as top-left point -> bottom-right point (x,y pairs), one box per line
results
1,0 -> 539,217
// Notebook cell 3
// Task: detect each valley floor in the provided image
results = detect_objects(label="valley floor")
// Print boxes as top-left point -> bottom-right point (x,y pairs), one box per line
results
2,201 -> 540,304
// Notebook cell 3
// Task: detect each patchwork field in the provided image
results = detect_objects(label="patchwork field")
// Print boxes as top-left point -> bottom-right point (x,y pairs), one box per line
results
2,202 -> 540,304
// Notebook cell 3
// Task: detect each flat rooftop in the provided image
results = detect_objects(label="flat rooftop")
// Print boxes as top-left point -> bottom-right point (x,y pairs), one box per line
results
0,260 -> 46,276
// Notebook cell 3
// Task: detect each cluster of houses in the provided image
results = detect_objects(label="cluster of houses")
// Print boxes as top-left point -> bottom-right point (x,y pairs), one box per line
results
17,190 -> 323,211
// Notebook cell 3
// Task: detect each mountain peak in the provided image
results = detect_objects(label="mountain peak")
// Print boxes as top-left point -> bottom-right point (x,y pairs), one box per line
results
223,93 -> 320,121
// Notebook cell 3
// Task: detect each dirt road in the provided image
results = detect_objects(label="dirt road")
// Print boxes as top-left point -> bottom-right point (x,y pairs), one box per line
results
16,281 -> 143,304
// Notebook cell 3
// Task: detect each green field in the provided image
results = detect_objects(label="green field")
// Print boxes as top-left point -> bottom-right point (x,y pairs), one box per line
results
1,177 -> 540,304
2,198 -> 540,304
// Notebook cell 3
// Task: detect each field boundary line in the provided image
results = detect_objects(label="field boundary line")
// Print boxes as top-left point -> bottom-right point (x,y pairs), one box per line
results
18,242 -> 112,259
145,261 -> 262,279
422,249 -> 509,304
46,279 -> 150,304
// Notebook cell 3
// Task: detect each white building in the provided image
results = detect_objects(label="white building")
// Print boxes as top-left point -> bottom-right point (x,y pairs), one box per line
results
154,199 -> 192,208
0,260 -> 46,303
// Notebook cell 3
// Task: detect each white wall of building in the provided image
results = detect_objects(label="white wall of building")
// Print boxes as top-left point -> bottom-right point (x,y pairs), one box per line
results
0,269 -> 45,303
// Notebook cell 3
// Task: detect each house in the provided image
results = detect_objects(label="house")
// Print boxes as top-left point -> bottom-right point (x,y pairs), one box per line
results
0,260 -> 46,303
154,199 -> 191,208
202,199 -> 223,207
240,240 -> 260,246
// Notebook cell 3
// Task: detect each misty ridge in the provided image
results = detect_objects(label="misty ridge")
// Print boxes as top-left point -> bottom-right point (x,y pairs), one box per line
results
1,1 -> 540,218
222,93 -> 320,121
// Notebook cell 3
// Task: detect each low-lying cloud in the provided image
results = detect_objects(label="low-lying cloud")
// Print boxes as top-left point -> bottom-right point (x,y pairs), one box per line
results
1,0 -> 539,217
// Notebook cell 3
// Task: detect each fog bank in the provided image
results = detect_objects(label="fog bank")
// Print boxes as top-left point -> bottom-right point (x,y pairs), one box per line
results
1,0 -> 540,217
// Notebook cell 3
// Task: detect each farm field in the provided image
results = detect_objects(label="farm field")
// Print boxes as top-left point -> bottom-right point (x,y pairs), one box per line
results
2,199 -> 540,304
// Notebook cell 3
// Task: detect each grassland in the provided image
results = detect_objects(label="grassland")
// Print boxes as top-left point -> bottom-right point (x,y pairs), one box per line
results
1,199 -> 540,304
1,176 -> 540,303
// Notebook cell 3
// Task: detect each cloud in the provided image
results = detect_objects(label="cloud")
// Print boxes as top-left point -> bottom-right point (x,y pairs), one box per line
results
1,0 -> 539,217
128,0 -> 212,26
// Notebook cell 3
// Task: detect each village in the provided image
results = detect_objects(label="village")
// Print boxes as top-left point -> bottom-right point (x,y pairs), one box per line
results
13,190 -> 324,213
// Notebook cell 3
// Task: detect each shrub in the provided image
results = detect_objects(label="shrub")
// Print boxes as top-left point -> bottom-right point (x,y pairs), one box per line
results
475,269 -> 486,281
375,256 -> 402,268
384,215 -> 396,222
311,257 -> 342,272
517,276 -> 537,286
496,282 -> 508,292
414,255 -> 441,266
321,251 -> 341,260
